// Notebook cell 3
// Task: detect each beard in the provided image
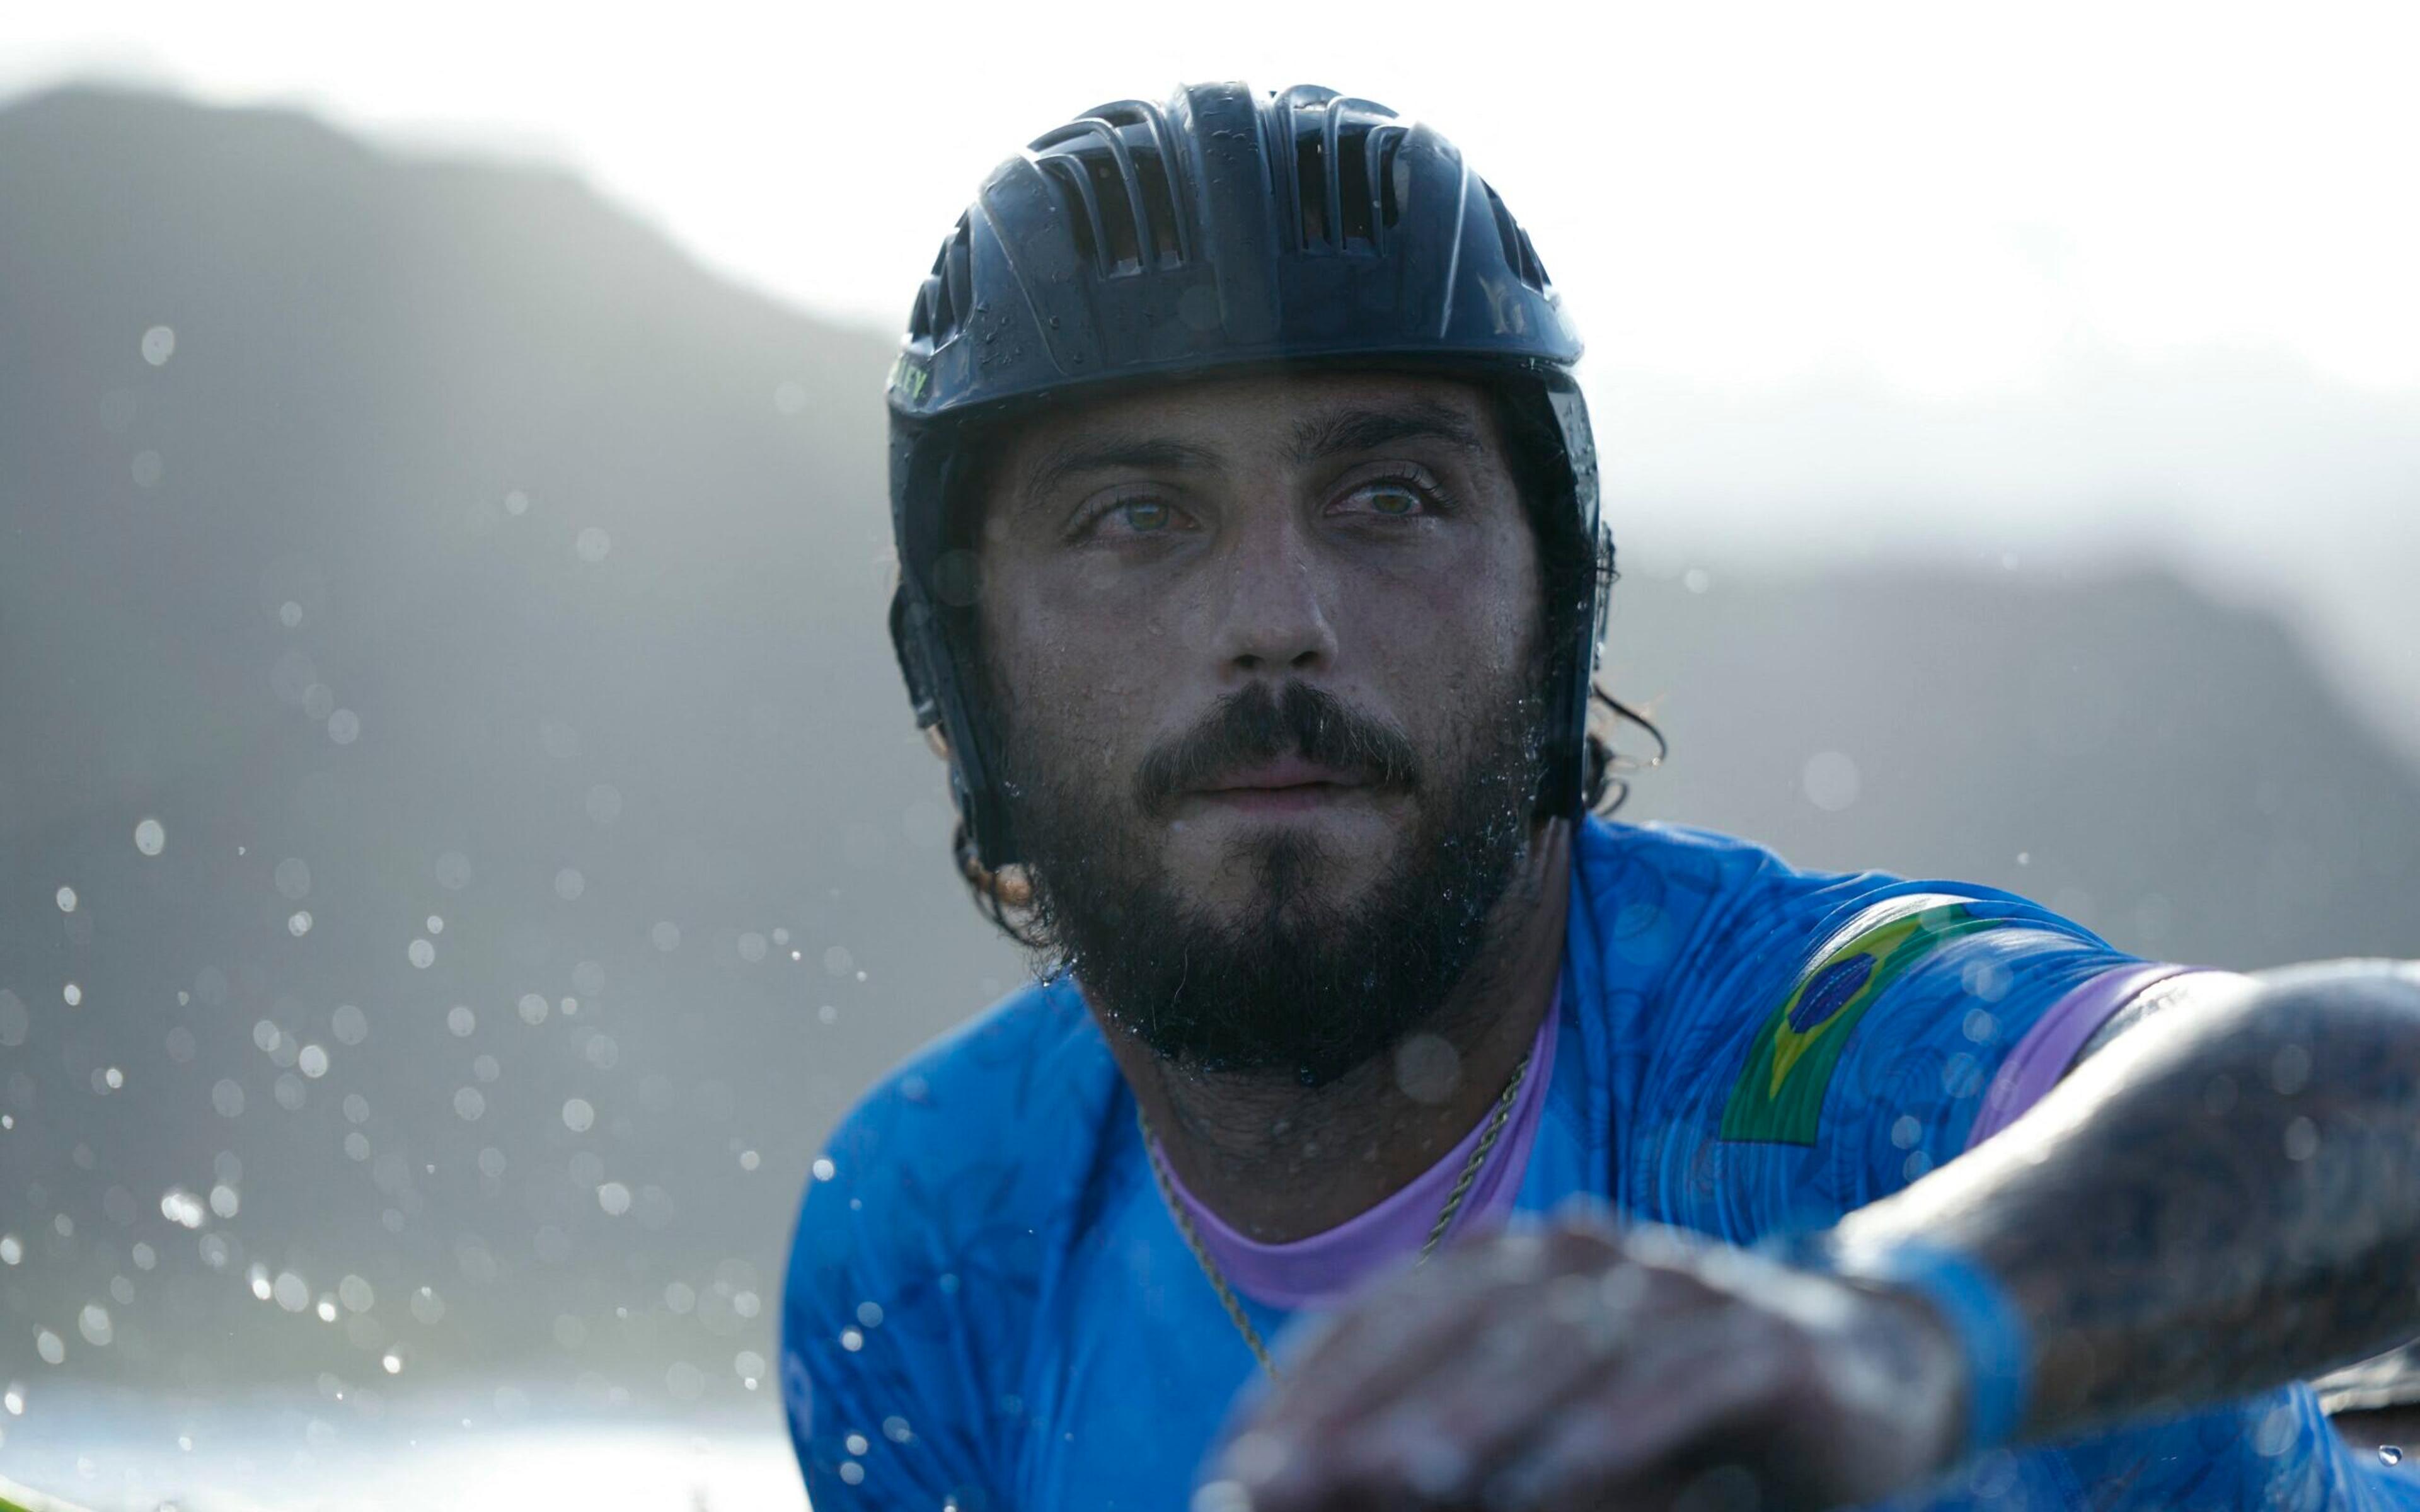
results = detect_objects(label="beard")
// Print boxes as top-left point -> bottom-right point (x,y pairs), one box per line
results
993,665 -> 1553,1085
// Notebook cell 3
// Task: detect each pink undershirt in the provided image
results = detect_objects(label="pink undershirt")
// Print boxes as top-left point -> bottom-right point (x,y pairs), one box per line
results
1151,985 -> 1563,1310
1155,963 -> 2225,1309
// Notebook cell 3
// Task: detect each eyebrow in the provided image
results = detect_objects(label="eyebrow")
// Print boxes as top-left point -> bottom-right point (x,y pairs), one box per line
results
1014,399 -> 1489,506
1021,436 -> 1222,500
1288,401 -> 1487,464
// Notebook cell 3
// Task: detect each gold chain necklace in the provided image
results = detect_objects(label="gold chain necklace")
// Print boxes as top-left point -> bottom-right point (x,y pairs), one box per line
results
1136,1053 -> 1532,1380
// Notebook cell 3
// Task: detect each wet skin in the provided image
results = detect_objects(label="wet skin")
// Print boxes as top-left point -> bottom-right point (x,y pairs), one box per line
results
973,370 -> 1568,1244
974,370 -> 1543,936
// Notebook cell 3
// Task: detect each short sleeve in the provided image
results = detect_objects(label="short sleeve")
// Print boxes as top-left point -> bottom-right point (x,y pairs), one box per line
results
1726,890 -> 2159,1207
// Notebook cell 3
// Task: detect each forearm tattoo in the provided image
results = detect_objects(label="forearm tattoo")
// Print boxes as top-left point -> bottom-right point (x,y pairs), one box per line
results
1836,961 -> 2420,1438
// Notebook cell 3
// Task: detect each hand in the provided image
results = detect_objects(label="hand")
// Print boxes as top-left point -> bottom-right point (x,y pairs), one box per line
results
1207,1213 -> 1970,1512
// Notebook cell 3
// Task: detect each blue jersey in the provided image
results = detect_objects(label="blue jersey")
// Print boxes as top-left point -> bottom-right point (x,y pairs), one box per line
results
781,817 -> 2416,1509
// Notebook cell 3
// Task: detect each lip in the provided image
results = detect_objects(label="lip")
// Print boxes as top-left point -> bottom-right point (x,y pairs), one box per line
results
1200,757 -> 1366,793
1189,759 -> 1369,815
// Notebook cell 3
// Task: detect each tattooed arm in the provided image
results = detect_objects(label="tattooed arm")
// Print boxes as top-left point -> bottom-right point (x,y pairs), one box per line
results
1831,958 -> 2420,1435
1226,960 -> 2420,1512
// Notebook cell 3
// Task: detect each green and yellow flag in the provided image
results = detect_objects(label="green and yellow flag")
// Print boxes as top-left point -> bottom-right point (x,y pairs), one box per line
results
1720,896 -> 1993,1145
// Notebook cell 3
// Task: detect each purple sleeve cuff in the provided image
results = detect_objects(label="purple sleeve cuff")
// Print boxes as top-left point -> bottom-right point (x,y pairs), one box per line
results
1964,964 -> 2206,1150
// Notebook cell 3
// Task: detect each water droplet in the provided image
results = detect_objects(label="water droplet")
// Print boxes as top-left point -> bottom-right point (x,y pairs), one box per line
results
62,983 -> 82,1007
278,600 -> 303,628
297,1045 -> 329,1079
35,1329 -> 64,1365
2382,1445 -> 2404,1466
575,527 -> 613,563
141,326 -> 175,365
209,1184 -> 239,1218
739,1150 -> 759,1171
331,1004 -> 368,1045
651,920 -> 681,951
453,1087 -> 486,1121
267,1271 -> 307,1312
102,1066 -> 123,1090
447,1005 -> 476,1037
408,937 -> 436,969
210,1080 -> 245,1118
55,886 -> 76,913
327,709 -> 360,745
838,1327 -> 863,1352
134,818 -> 166,856
410,1286 -> 446,1326
2,1387 -> 20,1415
504,490 -> 529,517
555,868 -> 586,901
812,1157 -> 836,1182
381,1351 -> 403,1375
597,1181 -> 631,1216
287,910 -> 313,937
2284,1116 -> 2320,1161
0,1235 -> 21,1264
562,1099 -> 595,1133
425,915 -> 444,934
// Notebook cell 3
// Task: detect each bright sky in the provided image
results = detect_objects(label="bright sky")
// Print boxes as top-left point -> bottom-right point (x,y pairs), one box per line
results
10,0 -> 2420,751
9,0 -> 2419,396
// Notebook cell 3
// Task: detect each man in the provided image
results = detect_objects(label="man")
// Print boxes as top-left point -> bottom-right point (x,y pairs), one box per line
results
781,82 -> 2420,1509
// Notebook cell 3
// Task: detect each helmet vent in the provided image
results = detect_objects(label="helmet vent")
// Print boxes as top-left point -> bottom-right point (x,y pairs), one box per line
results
1030,100 -> 1193,278
1270,88 -> 1405,255
1482,182 -> 1551,290
909,212 -> 976,346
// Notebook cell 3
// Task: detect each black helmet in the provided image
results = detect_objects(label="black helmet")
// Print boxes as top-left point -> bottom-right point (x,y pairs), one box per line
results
887,81 -> 1611,869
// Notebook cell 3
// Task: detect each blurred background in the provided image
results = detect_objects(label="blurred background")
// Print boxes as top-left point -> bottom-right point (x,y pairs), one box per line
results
1,2 -> 2416,1506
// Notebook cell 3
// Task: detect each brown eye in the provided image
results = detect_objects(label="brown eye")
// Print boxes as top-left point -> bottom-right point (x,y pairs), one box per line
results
1366,484 -> 1419,516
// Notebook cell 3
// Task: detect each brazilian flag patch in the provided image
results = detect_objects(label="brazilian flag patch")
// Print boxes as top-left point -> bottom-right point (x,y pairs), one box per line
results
1719,895 -> 1996,1145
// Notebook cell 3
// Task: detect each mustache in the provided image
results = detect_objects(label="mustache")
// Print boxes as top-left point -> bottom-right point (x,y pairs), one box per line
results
1134,681 -> 1423,812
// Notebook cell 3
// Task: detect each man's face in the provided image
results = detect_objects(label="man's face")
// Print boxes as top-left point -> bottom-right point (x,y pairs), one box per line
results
971,370 -> 1553,1079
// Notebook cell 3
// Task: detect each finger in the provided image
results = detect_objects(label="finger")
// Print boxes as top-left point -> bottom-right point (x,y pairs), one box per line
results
1231,1234 -> 1597,1506
1264,1232 -> 1564,1427
1322,1260 -> 1685,1491
1478,1312 -> 1792,1511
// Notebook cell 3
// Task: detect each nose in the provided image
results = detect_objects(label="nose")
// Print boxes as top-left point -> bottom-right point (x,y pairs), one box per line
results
1208,508 -> 1338,682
